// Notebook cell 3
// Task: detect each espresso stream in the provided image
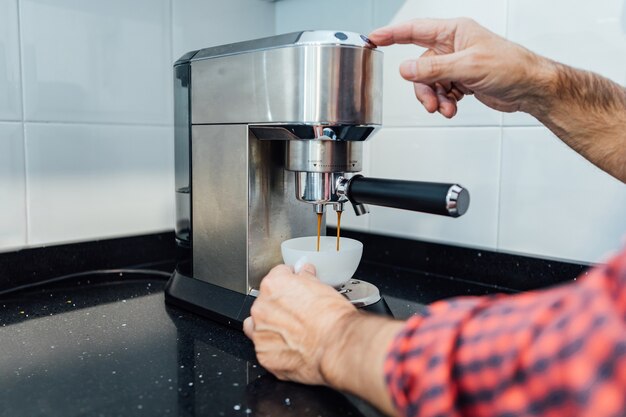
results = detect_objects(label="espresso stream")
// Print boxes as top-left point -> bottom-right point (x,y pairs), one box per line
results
315,211 -> 342,252
316,213 -> 322,252
336,211 -> 342,251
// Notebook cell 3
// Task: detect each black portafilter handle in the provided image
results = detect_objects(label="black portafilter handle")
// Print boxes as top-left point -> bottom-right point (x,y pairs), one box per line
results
346,175 -> 470,217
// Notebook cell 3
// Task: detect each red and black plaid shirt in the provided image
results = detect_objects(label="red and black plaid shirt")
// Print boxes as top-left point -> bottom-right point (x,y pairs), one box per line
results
385,247 -> 626,417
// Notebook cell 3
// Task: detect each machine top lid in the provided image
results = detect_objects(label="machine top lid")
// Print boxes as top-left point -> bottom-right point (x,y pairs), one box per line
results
179,30 -> 377,64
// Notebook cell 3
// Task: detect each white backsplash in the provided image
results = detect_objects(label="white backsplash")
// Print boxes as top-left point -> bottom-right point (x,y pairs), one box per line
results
0,122 -> 26,250
0,0 -> 275,251
498,128 -> 626,263
172,0 -> 276,59
366,127 -> 501,250
20,0 -> 173,125
1,0 -> 624,264
0,0 -> 21,121
25,123 -> 174,245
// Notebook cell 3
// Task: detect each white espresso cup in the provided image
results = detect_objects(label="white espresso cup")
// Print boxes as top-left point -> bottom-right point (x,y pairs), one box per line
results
281,236 -> 363,288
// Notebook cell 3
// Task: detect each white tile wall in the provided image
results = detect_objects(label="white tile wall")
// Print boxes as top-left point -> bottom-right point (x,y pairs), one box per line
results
20,0 -> 172,125
173,0 -> 275,59
372,0 -> 408,28
1,0 -> 625,265
504,0 -> 626,126
499,127 -> 626,263
367,127 -> 501,249
0,0 -> 279,252
0,122 -> 26,251
26,123 -> 174,245
0,0 -> 21,120
275,0 -> 375,35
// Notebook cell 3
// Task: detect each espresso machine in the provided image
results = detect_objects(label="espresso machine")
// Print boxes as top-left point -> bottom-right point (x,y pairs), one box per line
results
165,31 -> 469,328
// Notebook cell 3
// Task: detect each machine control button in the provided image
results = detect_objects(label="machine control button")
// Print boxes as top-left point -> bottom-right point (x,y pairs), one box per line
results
360,34 -> 377,48
334,32 -> 348,41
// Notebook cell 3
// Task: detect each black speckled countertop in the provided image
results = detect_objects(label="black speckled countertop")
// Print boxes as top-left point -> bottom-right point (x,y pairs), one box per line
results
0,266 -> 501,417
0,231 -> 586,416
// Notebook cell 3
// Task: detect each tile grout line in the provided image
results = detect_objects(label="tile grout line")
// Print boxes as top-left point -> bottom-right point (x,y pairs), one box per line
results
382,123 -> 491,129
19,120 -> 173,128
168,0 -> 174,64
377,123 -> 541,130
495,124 -> 505,252
7,122 -> 545,130
495,0 -> 512,252
364,0 -> 375,233
15,0 -> 30,246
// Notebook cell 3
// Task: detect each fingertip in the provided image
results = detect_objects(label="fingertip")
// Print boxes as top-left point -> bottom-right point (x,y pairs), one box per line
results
413,83 -> 438,113
299,263 -> 317,277
420,94 -> 438,113
367,27 -> 393,45
399,60 -> 417,81
438,102 -> 457,119
438,105 -> 450,118
243,317 -> 254,339
434,84 -> 458,118
425,98 -> 439,113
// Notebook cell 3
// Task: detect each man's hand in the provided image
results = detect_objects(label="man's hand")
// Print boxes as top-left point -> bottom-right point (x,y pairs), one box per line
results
369,18 -> 626,182
243,264 -> 357,385
244,264 -> 404,416
368,18 -> 553,118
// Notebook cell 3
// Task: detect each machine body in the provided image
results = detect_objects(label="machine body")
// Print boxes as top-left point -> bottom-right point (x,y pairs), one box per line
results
165,31 -> 469,328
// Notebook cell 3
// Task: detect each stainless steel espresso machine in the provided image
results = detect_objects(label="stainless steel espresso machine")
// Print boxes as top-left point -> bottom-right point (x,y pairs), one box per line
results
165,31 -> 470,328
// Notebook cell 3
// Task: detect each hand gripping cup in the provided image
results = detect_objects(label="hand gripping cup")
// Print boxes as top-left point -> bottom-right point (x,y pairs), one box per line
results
281,236 -> 363,288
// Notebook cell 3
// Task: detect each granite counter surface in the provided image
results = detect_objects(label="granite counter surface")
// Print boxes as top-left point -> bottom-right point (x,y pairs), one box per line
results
0,261 -> 503,417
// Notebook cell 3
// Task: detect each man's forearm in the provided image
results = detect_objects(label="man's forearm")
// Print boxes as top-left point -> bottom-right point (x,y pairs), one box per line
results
525,59 -> 626,182
321,312 -> 405,416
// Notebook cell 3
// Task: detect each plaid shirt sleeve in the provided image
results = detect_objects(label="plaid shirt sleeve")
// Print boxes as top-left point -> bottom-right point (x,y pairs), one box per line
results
385,247 -> 626,417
